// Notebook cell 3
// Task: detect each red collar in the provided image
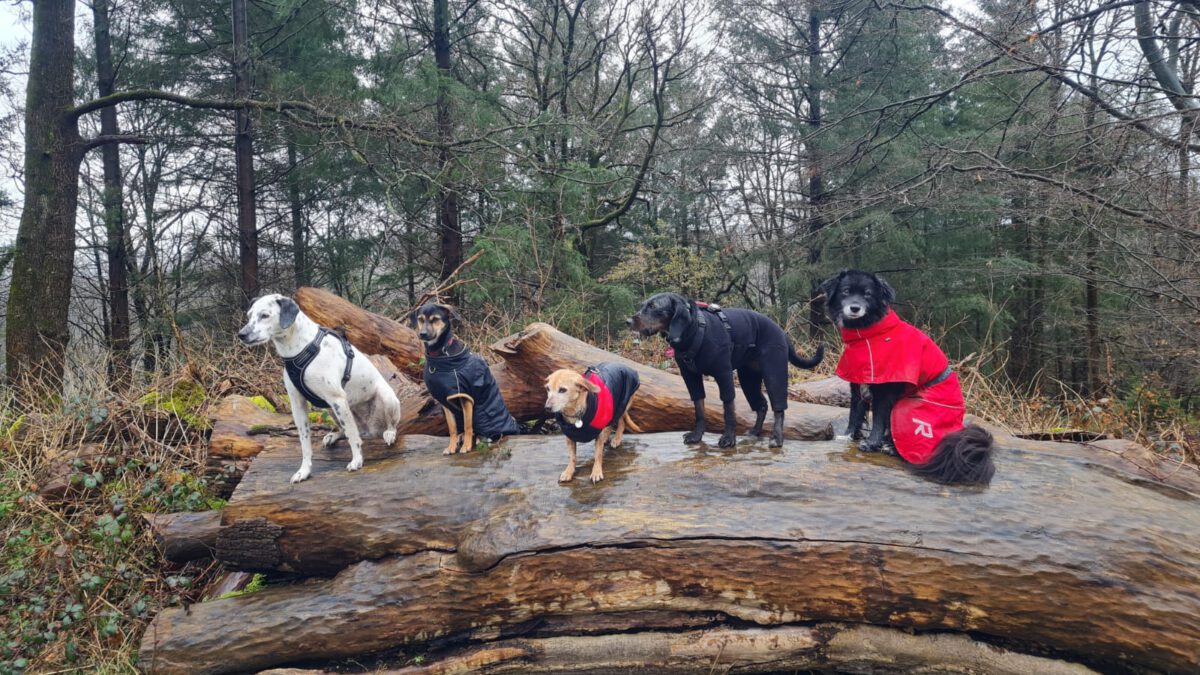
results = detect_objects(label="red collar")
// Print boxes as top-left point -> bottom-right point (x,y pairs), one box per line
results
839,309 -> 902,343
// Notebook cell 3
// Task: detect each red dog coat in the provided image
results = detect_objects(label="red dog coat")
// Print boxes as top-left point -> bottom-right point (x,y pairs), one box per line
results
835,310 -> 965,465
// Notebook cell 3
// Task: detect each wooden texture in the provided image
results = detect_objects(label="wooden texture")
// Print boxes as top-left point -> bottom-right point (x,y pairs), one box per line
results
255,624 -> 1097,674
143,510 -> 221,562
141,432 -> 1200,673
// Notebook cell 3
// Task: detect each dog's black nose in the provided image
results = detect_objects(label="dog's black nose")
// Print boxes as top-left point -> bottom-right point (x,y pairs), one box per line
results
625,317 -> 633,326
849,305 -> 861,313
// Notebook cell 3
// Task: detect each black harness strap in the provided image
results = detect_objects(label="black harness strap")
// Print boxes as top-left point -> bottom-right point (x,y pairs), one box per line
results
674,303 -> 739,370
920,364 -> 954,389
283,327 -> 354,409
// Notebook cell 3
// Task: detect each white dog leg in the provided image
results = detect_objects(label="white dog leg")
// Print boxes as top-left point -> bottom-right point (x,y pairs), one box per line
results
323,428 -> 345,449
382,389 -> 400,446
283,376 -> 313,483
328,396 -> 364,472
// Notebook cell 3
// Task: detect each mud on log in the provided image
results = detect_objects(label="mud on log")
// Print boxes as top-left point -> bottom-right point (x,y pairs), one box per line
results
293,288 -> 845,440
142,432 -> 1200,673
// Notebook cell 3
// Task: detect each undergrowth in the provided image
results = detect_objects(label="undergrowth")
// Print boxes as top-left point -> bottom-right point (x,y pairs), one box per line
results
0,339 -> 278,674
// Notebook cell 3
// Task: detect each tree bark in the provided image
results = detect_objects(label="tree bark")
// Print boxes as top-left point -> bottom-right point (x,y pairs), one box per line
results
433,0 -> 462,301
141,432 -> 1200,673
287,139 -> 308,287
5,0 -> 83,392
233,0 -> 258,308
806,7 -> 827,339
143,511 -> 222,563
351,624 -> 1098,675
92,0 -> 132,389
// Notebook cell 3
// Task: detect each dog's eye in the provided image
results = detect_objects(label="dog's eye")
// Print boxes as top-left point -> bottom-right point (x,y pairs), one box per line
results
259,313 -> 269,319
558,387 -> 567,393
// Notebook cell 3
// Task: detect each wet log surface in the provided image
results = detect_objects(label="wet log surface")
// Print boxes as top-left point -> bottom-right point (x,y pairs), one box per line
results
142,431 -> 1200,673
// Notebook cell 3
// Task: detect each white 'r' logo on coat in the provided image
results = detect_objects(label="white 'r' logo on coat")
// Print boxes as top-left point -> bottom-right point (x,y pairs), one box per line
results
913,418 -> 933,438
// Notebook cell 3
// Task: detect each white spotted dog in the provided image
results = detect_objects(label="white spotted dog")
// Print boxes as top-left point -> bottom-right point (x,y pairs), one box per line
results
238,294 -> 402,483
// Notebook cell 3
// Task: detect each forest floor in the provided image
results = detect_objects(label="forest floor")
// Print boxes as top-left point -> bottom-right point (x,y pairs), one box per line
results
0,328 -> 1195,674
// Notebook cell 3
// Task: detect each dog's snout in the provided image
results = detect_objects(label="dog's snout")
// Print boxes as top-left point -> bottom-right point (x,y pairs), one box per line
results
848,305 -> 862,313
625,317 -> 633,327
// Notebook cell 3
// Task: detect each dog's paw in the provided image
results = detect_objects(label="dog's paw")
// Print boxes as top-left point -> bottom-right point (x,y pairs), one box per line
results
346,456 -> 363,472
880,442 -> 899,457
559,467 -> 576,482
683,431 -> 704,444
383,429 -> 397,445
769,433 -> 784,449
858,439 -> 882,453
717,432 -> 737,448
322,433 -> 339,449
290,467 -> 311,484
590,467 -> 605,483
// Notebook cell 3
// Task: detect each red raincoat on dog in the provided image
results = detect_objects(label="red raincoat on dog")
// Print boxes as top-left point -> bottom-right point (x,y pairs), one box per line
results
835,310 -> 965,465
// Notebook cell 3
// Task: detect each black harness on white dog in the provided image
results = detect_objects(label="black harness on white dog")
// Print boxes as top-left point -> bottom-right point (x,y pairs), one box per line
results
284,327 -> 355,409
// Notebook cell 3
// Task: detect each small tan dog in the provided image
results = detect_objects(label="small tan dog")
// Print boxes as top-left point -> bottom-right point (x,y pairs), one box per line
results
544,363 -> 641,483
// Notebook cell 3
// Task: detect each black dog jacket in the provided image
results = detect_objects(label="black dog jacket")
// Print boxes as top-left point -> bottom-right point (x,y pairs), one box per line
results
424,340 -> 521,438
284,327 -> 355,410
557,362 -> 640,444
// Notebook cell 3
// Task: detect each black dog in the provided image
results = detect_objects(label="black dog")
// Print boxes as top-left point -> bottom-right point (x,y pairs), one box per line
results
409,303 -> 521,454
821,270 -> 995,484
629,293 -> 824,448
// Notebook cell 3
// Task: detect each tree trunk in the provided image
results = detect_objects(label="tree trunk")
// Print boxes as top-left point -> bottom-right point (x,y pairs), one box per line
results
92,0 -> 132,389
5,0 -> 83,392
140,432 -> 1200,673
287,139 -> 308,287
805,7 -> 827,339
434,0 -> 462,301
233,0 -> 258,308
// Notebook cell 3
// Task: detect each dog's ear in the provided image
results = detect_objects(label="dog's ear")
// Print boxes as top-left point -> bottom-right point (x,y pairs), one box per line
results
277,296 -> 300,329
407,309 -> 420,328
438,304 -> 463,326
666,295 -> 692,343
818,271 -> 845,306
874,273 -> 896,305
579,377 -> 601,394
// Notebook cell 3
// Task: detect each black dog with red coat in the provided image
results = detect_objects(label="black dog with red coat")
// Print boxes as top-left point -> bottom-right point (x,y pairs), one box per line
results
821,270 -> 995,484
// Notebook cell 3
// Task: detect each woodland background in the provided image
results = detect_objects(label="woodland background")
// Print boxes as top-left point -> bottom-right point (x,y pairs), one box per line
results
2,0 -> 1200,670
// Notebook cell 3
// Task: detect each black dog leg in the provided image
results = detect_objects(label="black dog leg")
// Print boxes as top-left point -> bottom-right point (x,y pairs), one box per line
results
750,408 -> 768,436
770,410 -> 785,448
860,383 -> 904,453
719,400 -> 738,448
845,385 -> 868,440
683,398 -> 706,444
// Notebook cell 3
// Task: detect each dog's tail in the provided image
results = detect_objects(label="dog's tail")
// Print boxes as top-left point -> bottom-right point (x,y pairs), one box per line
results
622,411 -> 643,434
788,342 -> 825,369
912,425 -> 996,484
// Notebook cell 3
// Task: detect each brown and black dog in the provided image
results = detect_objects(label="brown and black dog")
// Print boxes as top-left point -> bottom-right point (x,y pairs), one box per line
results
544,363 -> 641,483
409,303 -> 521,455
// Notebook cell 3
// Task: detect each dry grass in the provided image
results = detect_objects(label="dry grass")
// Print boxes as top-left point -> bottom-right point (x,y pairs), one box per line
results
0,336 -> 279,674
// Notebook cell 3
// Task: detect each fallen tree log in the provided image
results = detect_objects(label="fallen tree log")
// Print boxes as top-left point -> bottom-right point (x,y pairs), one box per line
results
143,511 -> 221,562
140,432 -> 1200,673
292,288 -> 845,440
255,624 -> 1098,674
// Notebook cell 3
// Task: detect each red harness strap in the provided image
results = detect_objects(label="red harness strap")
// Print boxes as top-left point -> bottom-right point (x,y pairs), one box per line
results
586,370 -> 615,430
